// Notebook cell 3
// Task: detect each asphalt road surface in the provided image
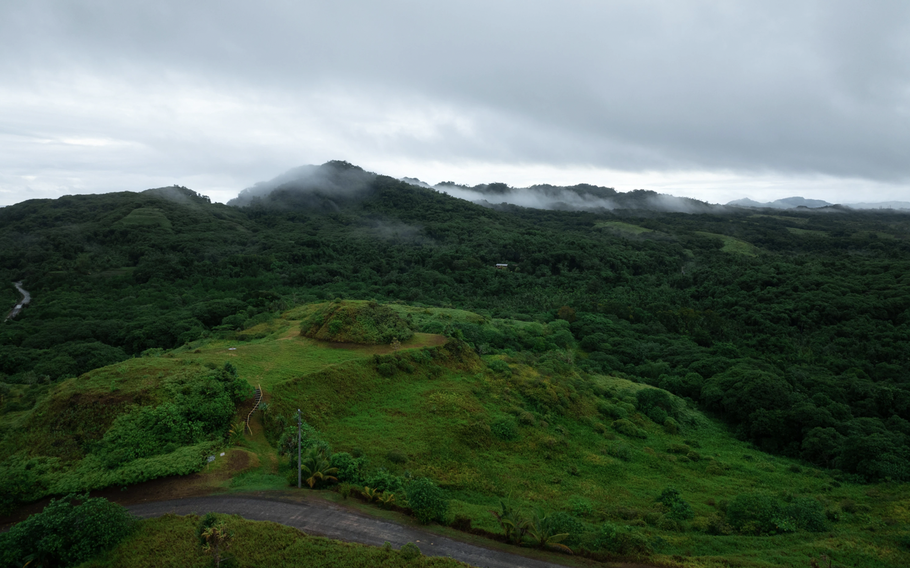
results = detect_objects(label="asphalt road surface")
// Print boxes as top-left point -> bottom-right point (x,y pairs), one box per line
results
128,495 -> 576,568
4,281 -> 30,321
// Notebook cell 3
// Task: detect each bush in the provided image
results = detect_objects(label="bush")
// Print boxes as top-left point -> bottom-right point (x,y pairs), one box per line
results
491,417 -> 519,441
406,478 -> 449,524
0,456 -> 43,515
363,469 -> 403,493
597,400 -> 627,419
568,496 -> 593,516
487,359 -> 511,375
456,419 -> 493,448
399,542 -> 422,560
612,419 -> 647,439
546,511 -> 588,546
785,497 -> 827,532
332,452 -> 366,484
635,388 -> 680,425
606,443 -> 633,462
0,494 -> 135,568
656,487 -> 694,520
593,523 -> 652,556
386,450 -> 408,464
726,493 -> 790,535
300,302 -> 413,344
692,513 -> 733,535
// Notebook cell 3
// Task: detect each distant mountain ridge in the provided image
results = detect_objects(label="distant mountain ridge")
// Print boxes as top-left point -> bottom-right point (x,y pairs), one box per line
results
227,160 -> 910,214
727,196 -> 910,211
727,196 -> 834,209
227,160 -> 719,214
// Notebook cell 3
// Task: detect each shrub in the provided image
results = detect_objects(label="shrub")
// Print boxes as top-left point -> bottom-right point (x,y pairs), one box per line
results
726,493 -> 790,535
406,478 -> 449,524
386,450 -> 408,464
0,494 -> 135,568
546,511 -> 588,546
663,417 -> 680,434
635,388 -> 680,424
456,419 -> 493,448
612,419 -> 647,439
692,513 -> 733,535
301,302 -> 414,344
399,542 -> 422,560
606,443 -> 633,462
487,359 -> 511,375
656,487 -> 694,521
0,456 -> 43,515
569,496 -> 593,516
332,452 -> 366,484
785,497 -> 827,532
363,469 -> 403,493
593,523 -> 652,556
491,417 -> 519,441
597,400 -> 627,419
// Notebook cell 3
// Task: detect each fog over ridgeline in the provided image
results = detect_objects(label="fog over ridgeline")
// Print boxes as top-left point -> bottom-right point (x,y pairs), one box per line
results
227,161 -> 910,214
729,197 -> 910,211
228,161 -> 723,214
227,161 -> 375,210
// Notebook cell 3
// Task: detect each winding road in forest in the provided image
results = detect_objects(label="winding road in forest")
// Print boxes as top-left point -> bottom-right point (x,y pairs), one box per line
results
4,282 -> 30,321
127,495 -> 587,568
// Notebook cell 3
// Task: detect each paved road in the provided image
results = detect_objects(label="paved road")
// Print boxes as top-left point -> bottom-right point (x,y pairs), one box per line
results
4,281 -> 30,321
128,495 -> 574,568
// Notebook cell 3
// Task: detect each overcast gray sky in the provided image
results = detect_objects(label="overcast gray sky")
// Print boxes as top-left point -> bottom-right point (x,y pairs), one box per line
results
1,0 -> 909,207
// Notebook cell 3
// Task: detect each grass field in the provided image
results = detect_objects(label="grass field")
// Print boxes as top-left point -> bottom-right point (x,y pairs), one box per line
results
80,514 -> 470,568
6,301 -> 910,568
694,232 -> 761,256
748,214 -> 810,225
594,221 -> 655,236
786,227 -> 828,237
114,207 -> 173,231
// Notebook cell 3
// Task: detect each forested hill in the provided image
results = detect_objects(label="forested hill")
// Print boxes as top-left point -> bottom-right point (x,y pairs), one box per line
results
1,163 -> 910,482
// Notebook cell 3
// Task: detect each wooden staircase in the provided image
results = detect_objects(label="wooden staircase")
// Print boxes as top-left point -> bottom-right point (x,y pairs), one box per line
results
246,384 -> 263,435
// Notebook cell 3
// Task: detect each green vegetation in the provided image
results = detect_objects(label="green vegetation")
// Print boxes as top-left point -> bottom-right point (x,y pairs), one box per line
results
300,300 -> 414,344
786,227 -> 827,237
0,361 -> 250,511
0,494 -> 136,568
2,163 -> 910,566
80,513 -> 469,568
694,231 -> 760,256
594,220 -> 655,235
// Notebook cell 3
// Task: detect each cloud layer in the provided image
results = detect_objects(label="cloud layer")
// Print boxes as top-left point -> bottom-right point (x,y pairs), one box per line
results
1,1 -> 908,206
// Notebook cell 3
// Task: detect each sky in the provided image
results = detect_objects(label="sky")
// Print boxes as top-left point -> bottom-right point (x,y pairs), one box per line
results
1,0 -> 909,208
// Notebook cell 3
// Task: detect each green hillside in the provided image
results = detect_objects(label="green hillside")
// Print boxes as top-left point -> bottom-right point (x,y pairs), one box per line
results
1,163 -> 909,567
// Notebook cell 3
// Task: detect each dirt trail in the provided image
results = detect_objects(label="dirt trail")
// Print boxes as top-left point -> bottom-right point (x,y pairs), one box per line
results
127,494 -> 581,568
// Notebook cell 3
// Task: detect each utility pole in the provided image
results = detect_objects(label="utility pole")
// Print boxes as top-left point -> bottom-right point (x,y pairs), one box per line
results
297,408 -> 302,489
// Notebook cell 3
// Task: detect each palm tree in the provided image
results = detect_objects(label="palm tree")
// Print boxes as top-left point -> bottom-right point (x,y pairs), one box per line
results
489,500 -> 528,545
300,446 -> 338,488
524,509 -> 572,554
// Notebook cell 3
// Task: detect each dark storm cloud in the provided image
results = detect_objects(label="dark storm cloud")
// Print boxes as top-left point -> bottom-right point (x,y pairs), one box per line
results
0,1 -> 908,205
